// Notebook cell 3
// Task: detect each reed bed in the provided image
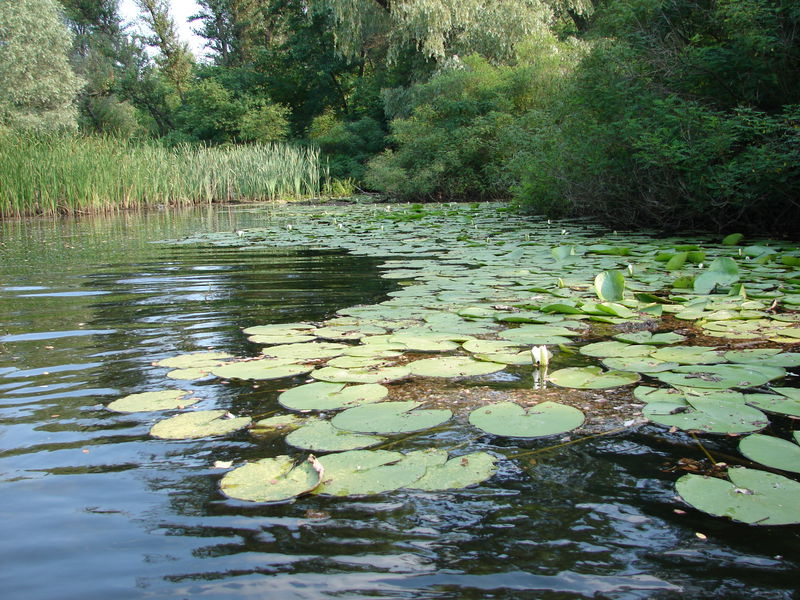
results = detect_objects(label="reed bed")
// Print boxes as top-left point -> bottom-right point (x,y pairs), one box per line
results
0,132 -> 322,217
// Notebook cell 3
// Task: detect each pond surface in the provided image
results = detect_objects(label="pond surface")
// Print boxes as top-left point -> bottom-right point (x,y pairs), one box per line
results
0,204 -> 798,599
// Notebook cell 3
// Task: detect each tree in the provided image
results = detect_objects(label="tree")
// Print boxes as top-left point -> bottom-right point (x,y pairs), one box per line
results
192,0 -> 267,66
320,0 -> 554,63
135,0 -> 194,98
0,0 -> 85,131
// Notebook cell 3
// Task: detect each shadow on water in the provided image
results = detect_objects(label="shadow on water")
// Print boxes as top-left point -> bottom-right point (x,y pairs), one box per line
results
0,205 -> 798,600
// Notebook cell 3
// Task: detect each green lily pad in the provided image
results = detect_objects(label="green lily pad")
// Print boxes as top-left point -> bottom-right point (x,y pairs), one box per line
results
469,401 -> 584,437
211,358 -> 314,380
612,331 -> 687,345
739,434 -> 800,474
724,349 -> 800,368
242,323 -> 315,336
643,394 -> 768,434
694,257 -> 740,294
407,356 -> 506,378
154,351 -> 233,369
462,339 -> 524,354
650,346 -> 726,365
325,356 -> 390,369
332,401 -> 451,434
107,389 -> 194,413
278,382 -> 388,411
310,365 -> 411,384
473,350 -> 534,365
220,455 -> 321,503
314,449 -> 428,496
600,356 -> 679,373
286,419 -> 385,451
251,414 -> 309,435
248,333 -> 318,345
594,270 -> 625,302
579,341 -> 653,358
263,342 -> 348,360
676,467 -> 800,525
165,367 -> 214,380
150,409 -> 251,439
548,366 -> 640,389
410,451 -> 497,491
744,389 -> 800,417
654,364 -> 785,389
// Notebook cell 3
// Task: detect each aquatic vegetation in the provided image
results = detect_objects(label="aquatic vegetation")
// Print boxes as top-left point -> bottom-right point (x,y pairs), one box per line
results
150,410 -> 251,439
107,389 -> 194,413
139,202 -> 800,523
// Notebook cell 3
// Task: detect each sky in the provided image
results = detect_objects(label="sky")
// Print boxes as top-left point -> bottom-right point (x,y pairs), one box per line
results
118,0 -> 205,56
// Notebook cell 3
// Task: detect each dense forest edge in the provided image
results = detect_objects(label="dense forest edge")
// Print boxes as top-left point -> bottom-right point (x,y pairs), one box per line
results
1,0 -> 798,235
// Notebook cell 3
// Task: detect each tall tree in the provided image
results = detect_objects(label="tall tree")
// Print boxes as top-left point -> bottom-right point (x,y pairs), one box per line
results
135,0 -> 194,98
320,0 -> 554,63
193,0 -> 266,66
0,0 -> 85,130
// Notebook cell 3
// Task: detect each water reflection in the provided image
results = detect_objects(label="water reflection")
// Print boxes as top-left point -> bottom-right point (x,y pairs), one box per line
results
0,206 -> 798,600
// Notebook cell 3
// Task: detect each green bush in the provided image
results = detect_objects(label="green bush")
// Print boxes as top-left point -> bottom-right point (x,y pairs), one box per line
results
309,111 -> 385,181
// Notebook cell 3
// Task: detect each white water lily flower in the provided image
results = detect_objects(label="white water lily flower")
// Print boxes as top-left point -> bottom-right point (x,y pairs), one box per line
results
530,345 -> 551,367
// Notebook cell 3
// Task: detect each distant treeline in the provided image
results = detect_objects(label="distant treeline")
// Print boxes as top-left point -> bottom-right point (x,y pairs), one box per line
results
1,0 -> 798,232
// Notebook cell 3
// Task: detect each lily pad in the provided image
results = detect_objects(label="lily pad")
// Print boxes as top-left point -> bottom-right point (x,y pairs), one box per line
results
654,364 -> 785,390
650,346 -> 726,365
314,449 -> 428,496
410,451 -> 497,491
612,331 -> 686,345
150,410 -> 251,439
723,349 -> 800,368
600,356 -> 679,373
548,366 -> 640,389
579,341 -> 653,358
311,365 -> 411,384
643,394 -> 768,434
107,389 -> 194,413
469,401 -> 584,437
278,382 -> 388,411
332,401 -> 451,434
220,455 -> 322,503
676,467 -> 800,525
251,414 -> 309,435
211,358 -> 314,380
263,342 -> 348,360
694,257 -> 740,294
154,351 -> 233,369
286,419 -> 385,452
594,270 -> 626,302
407,356 -> 506,378
744,389 -> 800,417
739,434 -> 800,474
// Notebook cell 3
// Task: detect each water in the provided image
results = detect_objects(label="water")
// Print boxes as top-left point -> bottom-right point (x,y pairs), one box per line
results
0,206 -> 797,600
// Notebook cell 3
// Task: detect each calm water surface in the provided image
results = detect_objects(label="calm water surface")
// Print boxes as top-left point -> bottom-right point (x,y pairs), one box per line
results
0,206 -> 797,599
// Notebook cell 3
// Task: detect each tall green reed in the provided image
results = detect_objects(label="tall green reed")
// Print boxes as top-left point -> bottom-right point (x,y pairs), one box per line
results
0,131 -> 322,217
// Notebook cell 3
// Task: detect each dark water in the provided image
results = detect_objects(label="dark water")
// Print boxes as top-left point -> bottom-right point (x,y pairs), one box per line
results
0,206 -> 797,600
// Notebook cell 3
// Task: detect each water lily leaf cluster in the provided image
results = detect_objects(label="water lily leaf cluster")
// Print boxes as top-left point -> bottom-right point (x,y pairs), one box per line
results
158,202 -> 800,522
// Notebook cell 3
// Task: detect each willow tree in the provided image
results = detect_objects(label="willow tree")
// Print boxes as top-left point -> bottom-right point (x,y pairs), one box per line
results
321,0 -> 561,63
0,0 -> 84,130
135,0 -> 194,99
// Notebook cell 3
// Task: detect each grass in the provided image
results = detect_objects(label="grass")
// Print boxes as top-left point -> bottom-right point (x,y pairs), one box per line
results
0,131 -> 322,217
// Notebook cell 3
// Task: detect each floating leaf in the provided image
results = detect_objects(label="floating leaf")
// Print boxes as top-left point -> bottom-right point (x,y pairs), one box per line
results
154,351 -> 233,369
407,356 -> 506,378
107,389 -> 194,413
579,341 -> 652,358
263,342 -> 348,360
332,401 -> 451,434
286,419 -> 385,452
278,382 -> 388,411
612,331 -> 686,345
600,356 -> 679,373
150,410 -> 251,439
594,270 -> 626,302
251,414 -> 309,435
676,467 -> 800,525
654,364 -> 785,390
220,455 -> 321,503
314,450 -> 428,496
469,401 -> 584,437
411,451 -> 497,490
721,233 -> 744,246
739,434 -> 800,474
211,358 -> 314,380
462,339 -> 524,354
165,367 -> 213,381
744,389 -> 800,417
650,346 -> 726,365
693,257 -> 740,294
311,365 -> 411,384
643,394 -> 768,434
724,349 -> 800,368
242,323 -> 315,336
548,366 -> 640,389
